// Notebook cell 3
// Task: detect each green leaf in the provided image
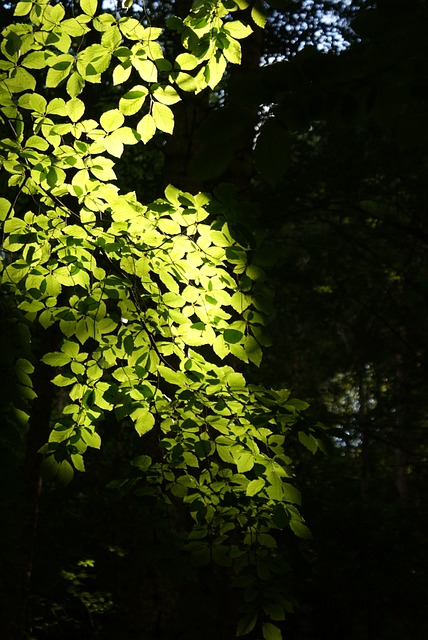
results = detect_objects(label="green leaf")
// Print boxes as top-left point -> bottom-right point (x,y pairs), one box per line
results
205,53 -> 227,90
245,335 -> 262,366
52,373 -> 77,387
133,409 -> 155,436
298,431 -> 319,453
272,504 -> 289,529
237,612 -> 257,637
82,429 -> 101,449
58,460 -> 74,485
41,455 -> 59,481
14,1 -> 32,16
100,108 -> 125,132
227,372 -> 246,389
137,113 -> 156,143
6,67 -> 36,93
174,71 -> 198,93
80,0 -> 97,17
77,44 -> 111,79
289,519 -> 312,539
223,329 -> 244,344
0,197 -> 12,222
131,455 -> 152,470
258,533 -> 277,548
26,135 -> 49,150
246,478 -> 265,496
133,58 -> 158,83
113,62 -> 132,86
223,21 -> 253,39
61,341 -> 80,358
162,292 -> 184,307
263,603 -> 286,622
263,623 -> 282,640
175,53 -> 200,70
236,451 -> 254,473
152,102 -> 174,134
22,51 -> 50,69
119,85 -> 148,115
152,85 -> 181,105
102,137 -> 123,158
102,25 -> 122,49
71,453 -> 85,472
42,352 -> 72,367
223,37 -> 241,64
251,1 -> 268,29
66,97 -> 85,122
283,483 -> 302,505
66,72 -> 85,97
4,31 -> 22,57
47,97 -> 67,116
157,365 -> 187,387
62,17 -> 91,37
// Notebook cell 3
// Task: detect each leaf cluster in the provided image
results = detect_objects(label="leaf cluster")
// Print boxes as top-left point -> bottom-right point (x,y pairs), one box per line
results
0,2 -> 322,636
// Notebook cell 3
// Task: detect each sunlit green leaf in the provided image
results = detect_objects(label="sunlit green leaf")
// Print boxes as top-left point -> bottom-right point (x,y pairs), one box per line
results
100,108 -> 125,132
152,85 -> 181,105
14,1 -> 32,16
223,20 -> 253,39
42,352 -> 72,367
236,451 -> 254,473
251,1 -> 268,28
246,478 -> 265,496
152,102 -> 174,134
133,58 -> 158,83
136,113 -> 156,143
175,52 -> 200,70
80,0 -> 97,17
133,409 -> 155,436
66,97 -> 85,122
0,197 -> 12,221
119,85 -> 148,115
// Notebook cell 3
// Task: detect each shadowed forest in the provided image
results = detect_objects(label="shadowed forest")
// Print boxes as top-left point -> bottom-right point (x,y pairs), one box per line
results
1,1 -> 427,639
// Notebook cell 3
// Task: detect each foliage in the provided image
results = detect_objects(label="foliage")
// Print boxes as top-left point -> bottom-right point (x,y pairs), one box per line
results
0,1 -> 324,636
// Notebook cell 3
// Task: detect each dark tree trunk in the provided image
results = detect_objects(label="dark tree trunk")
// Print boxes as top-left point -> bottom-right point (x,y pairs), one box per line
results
1,326 -> 58,639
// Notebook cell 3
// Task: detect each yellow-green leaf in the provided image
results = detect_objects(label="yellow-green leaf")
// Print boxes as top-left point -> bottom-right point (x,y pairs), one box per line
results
246,478 -> 265,496
152,102 -> 174,134
133,58 -> 158,83
152,85 -> 181,105
80,0 -> 97,17
133,409 -> 155,436
0,197 -> 13,221
251,1 -> 268,29
136,113 -> 156,143
223,20 -> 253,39
119,85 -> 148,115
100,108 -> 125,132
66,97 -> 85,122
14,1 -> 32,16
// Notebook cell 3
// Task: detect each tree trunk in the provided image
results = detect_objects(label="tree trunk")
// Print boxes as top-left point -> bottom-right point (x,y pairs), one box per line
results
1,326 -> 58,638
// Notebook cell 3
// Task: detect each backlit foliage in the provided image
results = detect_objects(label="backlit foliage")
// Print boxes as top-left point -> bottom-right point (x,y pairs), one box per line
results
0,2 -> 323,635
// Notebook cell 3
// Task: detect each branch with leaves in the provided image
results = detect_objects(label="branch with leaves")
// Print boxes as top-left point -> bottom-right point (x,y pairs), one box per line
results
0,2 -> 324,637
